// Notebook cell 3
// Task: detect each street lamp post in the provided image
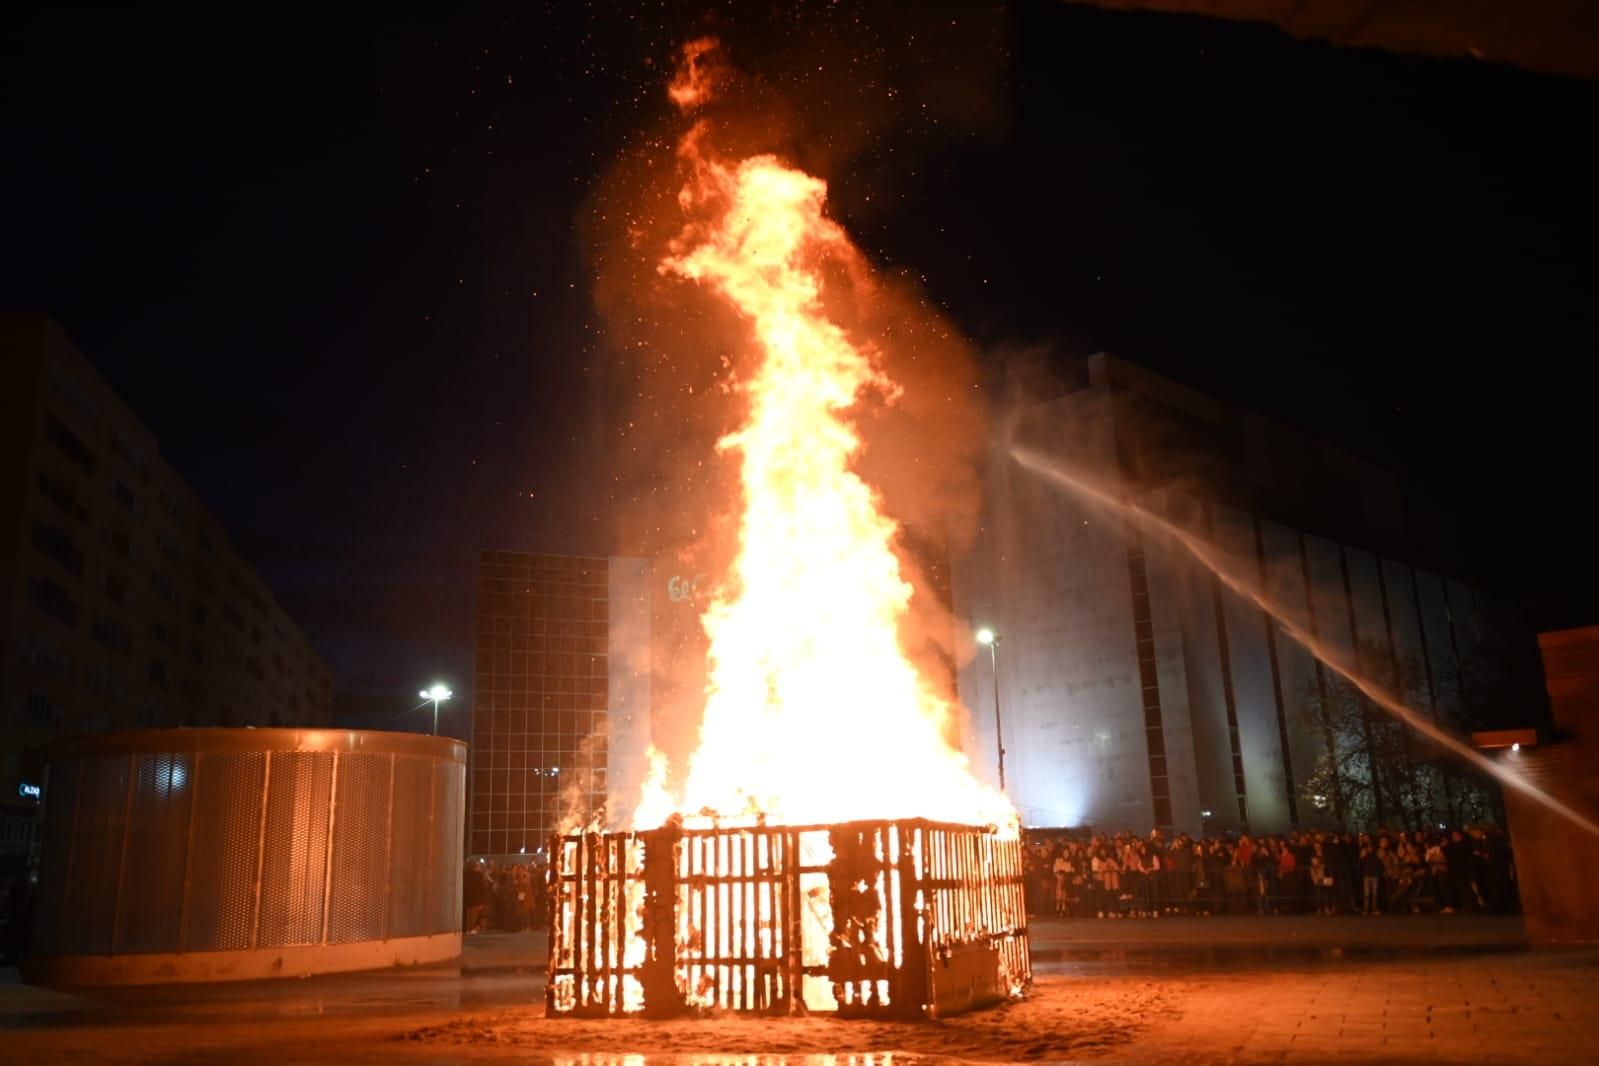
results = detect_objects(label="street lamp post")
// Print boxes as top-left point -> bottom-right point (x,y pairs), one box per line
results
975,628 -> 1006,791
419,683 -> 453,736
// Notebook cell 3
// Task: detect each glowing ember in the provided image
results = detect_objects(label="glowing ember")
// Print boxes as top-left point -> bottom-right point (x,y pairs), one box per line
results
633,40 -> 1013,834
666,36 -> 722,112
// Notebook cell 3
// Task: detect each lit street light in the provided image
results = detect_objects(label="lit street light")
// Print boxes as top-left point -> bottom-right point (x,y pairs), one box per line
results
419,683 -> 452,736
976,628 -> 1006,791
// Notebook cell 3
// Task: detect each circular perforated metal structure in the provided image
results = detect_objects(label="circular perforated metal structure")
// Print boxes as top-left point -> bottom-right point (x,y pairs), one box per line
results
27,728 -> 464,985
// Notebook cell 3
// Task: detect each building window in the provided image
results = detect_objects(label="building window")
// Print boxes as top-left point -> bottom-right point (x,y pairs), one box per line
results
27,576 -> 79,627
101,524 -> 133,561
91,615 -> 132,655
158,487 -> 182,522
49,365 -> 99,420
44,413 -> 96,474
155,531 -> 182,561
86,663 -> 115,696
192,562 -> 216,596
17,691 -> 64,731
112,479 -> 140,514
105,571 -> 128,605
151,571 -> 178,606
148,658 -> 168,690
108,427 -> 150,479
36,471 -> 83,521
1125,536 -> 1172,829
31,521 -> 85,574
16,631 -> 72,675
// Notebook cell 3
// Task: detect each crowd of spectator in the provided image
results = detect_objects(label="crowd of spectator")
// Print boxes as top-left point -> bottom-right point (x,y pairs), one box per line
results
462,824 -> 1517,933
1021,825 -> 1517,918
463,857 -> 547,933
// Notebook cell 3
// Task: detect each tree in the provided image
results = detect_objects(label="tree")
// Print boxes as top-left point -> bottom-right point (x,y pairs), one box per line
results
1296,638 -> 1510,832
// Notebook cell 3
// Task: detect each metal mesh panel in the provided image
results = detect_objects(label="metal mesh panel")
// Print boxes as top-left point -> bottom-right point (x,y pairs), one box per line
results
59,754 -> 132,954
32,732 -> 464,969
327,753 -> 392,944
256,750 -> 334,947
433,759 -> 465,932
387,755 -> 433,938
31,758 -> 82,955
115,752 -> 196,953
182,751 -> 266,952
419,758 -> 459,935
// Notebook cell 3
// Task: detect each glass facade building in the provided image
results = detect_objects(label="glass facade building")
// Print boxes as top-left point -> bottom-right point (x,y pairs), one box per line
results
469,551 -> 649,858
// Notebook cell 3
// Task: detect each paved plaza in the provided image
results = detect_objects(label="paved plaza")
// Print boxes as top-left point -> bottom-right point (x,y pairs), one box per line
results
2,916 -> 1594,1064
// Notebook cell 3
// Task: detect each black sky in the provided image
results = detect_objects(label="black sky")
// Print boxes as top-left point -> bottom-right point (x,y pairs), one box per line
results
3,2 -> 1595,737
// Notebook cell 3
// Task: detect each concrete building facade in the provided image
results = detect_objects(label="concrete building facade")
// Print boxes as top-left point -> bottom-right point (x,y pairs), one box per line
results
954,354 -> 1522,836
468,550 -> 650,858
0,314 -> 333,864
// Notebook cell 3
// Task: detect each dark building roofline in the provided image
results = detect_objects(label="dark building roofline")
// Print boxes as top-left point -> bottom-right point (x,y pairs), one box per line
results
1082,351 -> 1402,497
1010,348 -> 1463,579
0,310 -> 332,674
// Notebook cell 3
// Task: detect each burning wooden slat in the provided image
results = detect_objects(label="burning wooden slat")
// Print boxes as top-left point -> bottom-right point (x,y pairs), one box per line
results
546,817 -> 1029,1019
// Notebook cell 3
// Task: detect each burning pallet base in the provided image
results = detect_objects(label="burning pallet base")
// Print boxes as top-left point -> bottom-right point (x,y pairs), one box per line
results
547,817 -> 1029,1019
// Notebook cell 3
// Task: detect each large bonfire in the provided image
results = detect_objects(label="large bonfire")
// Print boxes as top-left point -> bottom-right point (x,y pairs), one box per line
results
630,39 -> 1013,834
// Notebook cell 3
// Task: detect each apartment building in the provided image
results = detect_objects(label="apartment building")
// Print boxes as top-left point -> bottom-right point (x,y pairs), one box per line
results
0,313 -> 333,861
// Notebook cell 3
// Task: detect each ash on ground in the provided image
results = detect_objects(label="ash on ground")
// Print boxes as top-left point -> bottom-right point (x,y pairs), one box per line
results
403,977 -> 1170,1062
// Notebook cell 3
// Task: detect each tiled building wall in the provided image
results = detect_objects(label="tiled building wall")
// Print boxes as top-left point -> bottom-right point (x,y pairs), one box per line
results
470,552 -> 610,857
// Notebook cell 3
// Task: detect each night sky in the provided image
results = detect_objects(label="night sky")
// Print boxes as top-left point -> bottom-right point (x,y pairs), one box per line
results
3,2 -> 1595,737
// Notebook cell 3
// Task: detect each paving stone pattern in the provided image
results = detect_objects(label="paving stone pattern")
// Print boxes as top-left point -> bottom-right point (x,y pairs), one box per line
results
1124,947 -> 1598,1064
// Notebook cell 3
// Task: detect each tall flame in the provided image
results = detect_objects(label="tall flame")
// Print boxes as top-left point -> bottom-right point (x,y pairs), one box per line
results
633,41 -> 1013,832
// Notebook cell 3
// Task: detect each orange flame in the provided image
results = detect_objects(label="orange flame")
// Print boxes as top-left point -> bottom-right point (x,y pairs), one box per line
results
635,91 -> 1014,833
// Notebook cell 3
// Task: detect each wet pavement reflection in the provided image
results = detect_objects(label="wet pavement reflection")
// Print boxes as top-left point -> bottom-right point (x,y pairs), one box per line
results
2,940 -> 1524,1036
0,965 -> 540,1029
546,1058 -> 918,1066
1033,941 -> 1527,976
0,918 -> 1557,1065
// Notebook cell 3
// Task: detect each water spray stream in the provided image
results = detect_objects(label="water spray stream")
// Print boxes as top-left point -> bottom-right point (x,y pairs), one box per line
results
1010,443 -> 1599,841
